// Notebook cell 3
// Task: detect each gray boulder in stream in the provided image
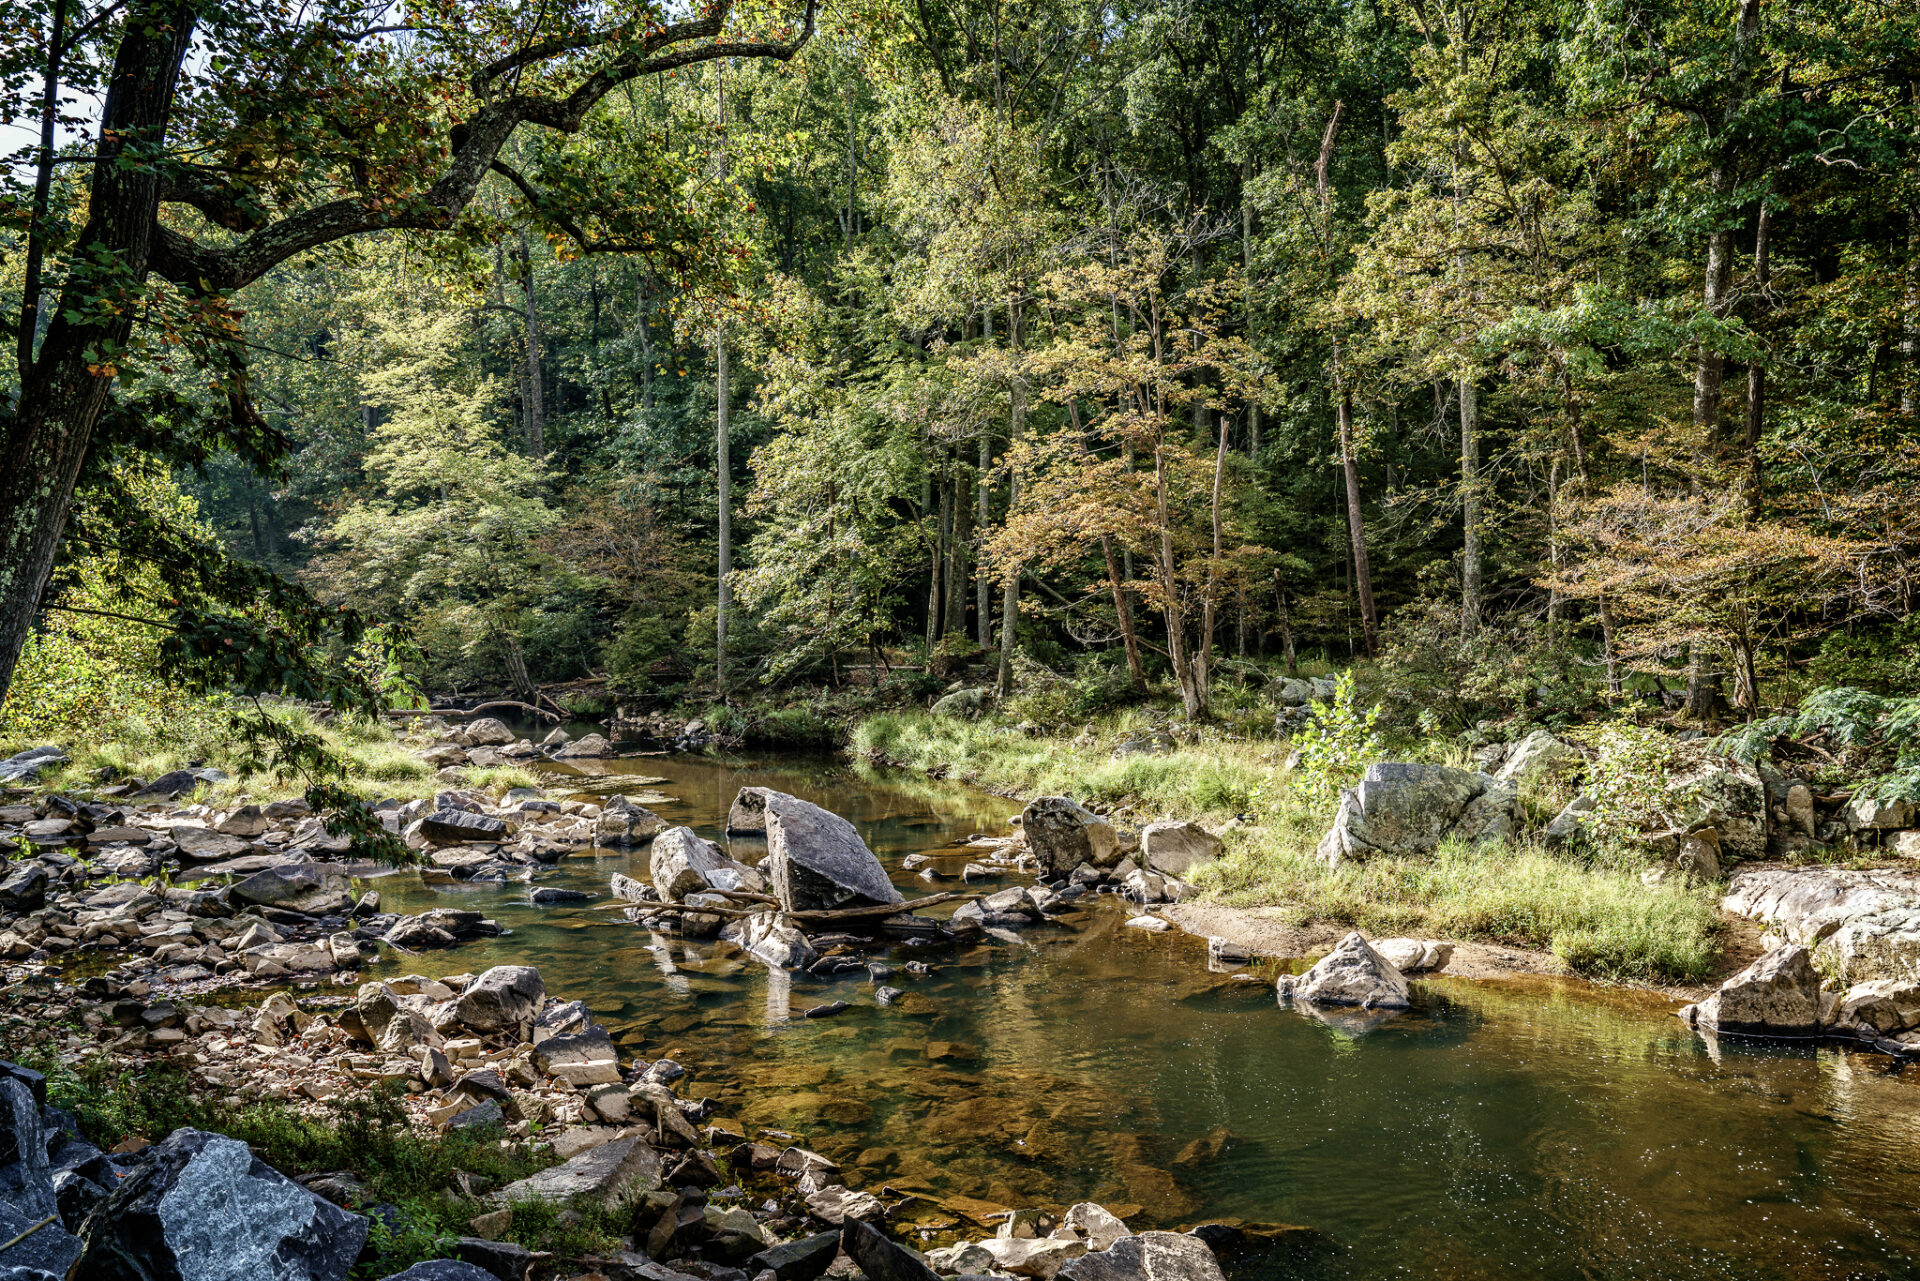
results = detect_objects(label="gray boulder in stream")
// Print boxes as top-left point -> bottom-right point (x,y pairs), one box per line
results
1023,796 -> 1122,875
1680,942 -> 1823,1036
753,790 -> 904,913
1315,763 -> 1515,868
1275,932 -> 1411,1009
651,826 -> 764,901
71,1128 -> 367,1281
1058,1233 -> 1227,1281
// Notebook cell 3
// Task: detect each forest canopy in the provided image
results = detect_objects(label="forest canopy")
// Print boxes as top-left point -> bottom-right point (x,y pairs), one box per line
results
2,0 -> 1918,736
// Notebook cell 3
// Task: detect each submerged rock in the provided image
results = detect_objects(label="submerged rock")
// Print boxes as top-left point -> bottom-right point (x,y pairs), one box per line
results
1681,943 -> 1822,1036
1023,797 -> 1121,875
757,790 -> 903,913
72,1128 -> 368,1281
1275,933 -> 1411,1009
721,912 -> 820,970
1315,764 -> 1515,868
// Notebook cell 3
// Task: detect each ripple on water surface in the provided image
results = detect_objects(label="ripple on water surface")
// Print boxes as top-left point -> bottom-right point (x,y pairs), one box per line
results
365,747 -> 1920,1281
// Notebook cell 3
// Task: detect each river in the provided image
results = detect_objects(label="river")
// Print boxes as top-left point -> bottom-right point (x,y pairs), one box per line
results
365,747 -> 1920,1281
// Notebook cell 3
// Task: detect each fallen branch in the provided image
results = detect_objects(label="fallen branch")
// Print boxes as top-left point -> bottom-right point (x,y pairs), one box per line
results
1,1213 -> 58,1252
383,700 -> 561,724
629,890 -> 979,928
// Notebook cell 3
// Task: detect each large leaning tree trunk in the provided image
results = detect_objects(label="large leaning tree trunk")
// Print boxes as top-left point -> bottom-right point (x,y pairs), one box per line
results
0,0 -> 816,704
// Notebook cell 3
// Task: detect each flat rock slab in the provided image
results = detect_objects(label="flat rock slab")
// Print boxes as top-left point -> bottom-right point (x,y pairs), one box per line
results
1725,865 -> 1920,985
495,1135 -> 661,1207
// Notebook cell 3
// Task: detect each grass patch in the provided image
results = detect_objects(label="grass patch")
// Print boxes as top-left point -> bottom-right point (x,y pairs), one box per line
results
855,709 -> 1722,984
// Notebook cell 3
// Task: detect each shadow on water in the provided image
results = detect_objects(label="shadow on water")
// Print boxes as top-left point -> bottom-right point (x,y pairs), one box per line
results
363,746 -> 1920,1281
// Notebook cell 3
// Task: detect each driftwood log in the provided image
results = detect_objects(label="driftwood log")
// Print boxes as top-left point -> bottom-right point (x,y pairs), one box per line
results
632,890 -> 978,927
383,700 -> 561,723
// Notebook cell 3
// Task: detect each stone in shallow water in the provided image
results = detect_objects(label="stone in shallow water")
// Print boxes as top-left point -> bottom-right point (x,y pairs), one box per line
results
1276,933 -> 1410,1009
73,1128 -> 367,1281
1056,1232 -> 1226,1281
749,1229 -> 843,1281
1681,942 -> 1822,1036
758,790 -> 904,912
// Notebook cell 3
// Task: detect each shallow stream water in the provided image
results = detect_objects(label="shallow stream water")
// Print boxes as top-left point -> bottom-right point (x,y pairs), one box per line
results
367,748 -> 1920,1281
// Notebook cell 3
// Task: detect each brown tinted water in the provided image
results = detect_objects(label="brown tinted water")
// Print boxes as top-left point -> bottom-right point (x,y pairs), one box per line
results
367,748 -> 1920,1281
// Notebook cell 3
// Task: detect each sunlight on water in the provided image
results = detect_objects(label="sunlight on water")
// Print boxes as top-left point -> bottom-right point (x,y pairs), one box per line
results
365,746 -> 1920,1281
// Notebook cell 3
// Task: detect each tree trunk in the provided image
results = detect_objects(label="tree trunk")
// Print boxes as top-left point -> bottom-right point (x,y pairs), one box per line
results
1745,194 -> 1772,512
976,308 -> 994,648
928,468 -> 948,648
715,328 -> 732,688
1599,596 -> 1621,696
1195,409 -> 1228,705
1103,534 -> 1146,690
1460,374 -> 1481,639
516,232 -> 545,457
1273,571 -> 1298,674
0,2 -> 197,701
1156,441 -> 1204,719
1333,347 -> 1379,656
1905,205 -> 1917,416
995,307 -> 1025,701
948,469 -> 971,638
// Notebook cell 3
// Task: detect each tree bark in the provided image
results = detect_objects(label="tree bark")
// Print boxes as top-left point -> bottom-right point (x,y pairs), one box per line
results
976,308 -> 994,648
715,328 -> 732,688
995,305 -> 1025,700
1272,571 -> 1298,673
0,2 -> 197,701
1460,374 -> 1481,639
1102,534 -> 1146,689
1745,193 -> 1772,512
948,469 -> 971,638
516,231 -> 546,457
1334,350 -> 1379,657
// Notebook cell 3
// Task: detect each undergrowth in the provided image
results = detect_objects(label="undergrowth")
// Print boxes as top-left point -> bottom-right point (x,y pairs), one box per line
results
855,708 -> 1721,984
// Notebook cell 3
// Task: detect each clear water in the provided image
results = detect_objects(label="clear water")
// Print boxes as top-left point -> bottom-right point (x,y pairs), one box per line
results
368,748 -> 1920,1280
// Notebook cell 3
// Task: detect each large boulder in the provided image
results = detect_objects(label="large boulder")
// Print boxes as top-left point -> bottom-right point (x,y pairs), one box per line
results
376,1264 -> 500,1281
0,1196 -> 81,1277
0,746 -> 65,784
1140,820 -> 1223,878
1723,865 -> 1920,985
650,827 -> 764,901
418,810 -> 509,844
1057,1233 -> 1227,1281
1494,729 -> 1580,789
454,966 -> 545,1035
757,791 -> 903,912
1315,764 -> 1515,868
171,825 -> 254,862
1023,797 -> 1121,875
1681,943 -> 1822,1036
0,1075 -> 55,1219
930,688 -> 990,720
1275,932 -> 1411,1009
840,1218 -> 941,1281
720,913 -> 820,970
531,1026 -> 621,1086
553,733 -> 611,759
1834,979 -> 1920,1037
72,1129 -> 367,1281
459,717 -> 515,747
595,799 -> 664,846
1669,761 -> 1767,863
229,865 -> 350,915
728,786 -> 774,834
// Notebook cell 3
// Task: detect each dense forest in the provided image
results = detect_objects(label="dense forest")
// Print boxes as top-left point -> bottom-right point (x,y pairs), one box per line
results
3,0 -> 1919,741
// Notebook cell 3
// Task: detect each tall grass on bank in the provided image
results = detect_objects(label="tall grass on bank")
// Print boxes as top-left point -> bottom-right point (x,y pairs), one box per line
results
0,703 -> 534,805
854,709 -> 1721,984
1198,832 -> 1723,983
852,709 -> 1279,818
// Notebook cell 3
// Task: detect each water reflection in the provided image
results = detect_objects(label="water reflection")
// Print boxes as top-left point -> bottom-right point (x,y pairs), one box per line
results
361,747 -> 1920,1280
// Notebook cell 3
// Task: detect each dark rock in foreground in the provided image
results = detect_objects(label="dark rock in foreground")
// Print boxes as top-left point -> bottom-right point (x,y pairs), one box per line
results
72,1127 -> 367,1281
